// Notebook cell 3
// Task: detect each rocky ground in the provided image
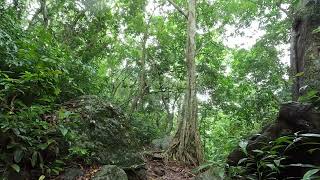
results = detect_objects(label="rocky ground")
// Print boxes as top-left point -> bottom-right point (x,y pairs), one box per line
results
53,96 -> 215,180
72,151 -> 196,180
144,151 -> 195,180
64,151 -> 196,180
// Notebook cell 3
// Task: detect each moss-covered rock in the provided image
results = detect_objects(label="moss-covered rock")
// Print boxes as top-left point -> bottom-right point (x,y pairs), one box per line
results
92,165 -> 128,180
61,95 -> 143,167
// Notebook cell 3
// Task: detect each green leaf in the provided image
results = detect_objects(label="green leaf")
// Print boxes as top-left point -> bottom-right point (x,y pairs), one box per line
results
238,158 -> 248,165
252,149 -> 264,154
295,72 -> 304,77
299,133 -> 320,138
308,148 -> 320,154
39,163 -> 44,170
270,144 -> 286,151
38,152 -> 43,164
52,168 -> 60,175
47,139 -> 56,146
14,149 -> 23,163
38,143 -> 48,150
59,127 -> 68,137
265,163 -> 277,172
54,88 -> 61,96
303,169 -> 320,180
31,151 -> 38,167
312,26 -> 320,34
274,158 -> 285,167
239,141 -> 248,155
38,175 -> 45,180
10,164 -> 20,173
274,136 -> 293,144
54,160 -> 65,165
285,164 -> 317,168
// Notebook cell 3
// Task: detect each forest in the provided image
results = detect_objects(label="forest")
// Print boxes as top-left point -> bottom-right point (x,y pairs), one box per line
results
1,0 -> 320,179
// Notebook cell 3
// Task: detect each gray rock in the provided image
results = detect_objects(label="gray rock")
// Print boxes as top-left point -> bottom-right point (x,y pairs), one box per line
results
60,168 -> 84,180
62,95 -> 143,167
151,135 -> 172,150
123,164 -> 147,180
93,165 -> 128,180
194,168 -> 224,180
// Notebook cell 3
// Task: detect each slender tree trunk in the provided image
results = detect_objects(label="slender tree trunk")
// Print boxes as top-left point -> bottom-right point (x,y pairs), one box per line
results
166,0 -> 203,166
291,0 -> 320,100
131,31 -> 148,112
162,94 -> 177,134
40,0 -> 48,28
13,0 -> 22,19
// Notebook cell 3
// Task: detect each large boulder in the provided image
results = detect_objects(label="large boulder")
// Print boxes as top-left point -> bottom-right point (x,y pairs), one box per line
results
92,165 -> 128,180
61,95 -> 143,166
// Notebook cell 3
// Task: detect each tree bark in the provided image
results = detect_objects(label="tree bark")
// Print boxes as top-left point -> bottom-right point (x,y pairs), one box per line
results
40,0 -> 48,28
291,0 -> 320,100
131,30 -> 148,112
166,0 -> 203,166
162,93 -> 179,134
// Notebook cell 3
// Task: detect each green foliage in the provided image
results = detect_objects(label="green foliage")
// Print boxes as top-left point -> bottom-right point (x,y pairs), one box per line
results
229,133 -> 320,179
199,39 -> 289,161
0,0 -> 305,178
0,2 -> 109,178
0,104 -> 71,178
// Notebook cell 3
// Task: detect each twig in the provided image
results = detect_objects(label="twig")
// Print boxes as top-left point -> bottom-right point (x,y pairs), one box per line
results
10,94 -> 17,113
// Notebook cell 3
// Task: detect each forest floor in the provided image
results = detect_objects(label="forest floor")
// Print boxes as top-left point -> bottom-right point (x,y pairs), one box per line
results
77,151 -> 195,180
145,151 -> 195,180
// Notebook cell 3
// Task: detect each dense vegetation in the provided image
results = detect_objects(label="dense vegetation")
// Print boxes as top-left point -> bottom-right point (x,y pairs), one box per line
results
1,0 -> 319,179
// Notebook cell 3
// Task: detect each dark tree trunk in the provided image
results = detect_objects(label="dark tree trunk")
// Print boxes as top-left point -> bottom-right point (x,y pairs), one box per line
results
291,0 -> 320,100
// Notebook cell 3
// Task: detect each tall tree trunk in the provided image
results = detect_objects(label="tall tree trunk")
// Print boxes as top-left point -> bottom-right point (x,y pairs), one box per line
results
166,0 -> 203,166
131,31 -> 148,112
291,0 -> 320,100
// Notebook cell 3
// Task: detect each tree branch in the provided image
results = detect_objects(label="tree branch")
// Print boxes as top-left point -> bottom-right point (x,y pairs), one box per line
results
27,8 -> 41,29
276,0 -> 290,17
167,0 -> 188,19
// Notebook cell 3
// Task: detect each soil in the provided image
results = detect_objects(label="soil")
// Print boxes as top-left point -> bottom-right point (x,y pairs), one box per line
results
77,151 -> 196,180
144,151 -> 196,180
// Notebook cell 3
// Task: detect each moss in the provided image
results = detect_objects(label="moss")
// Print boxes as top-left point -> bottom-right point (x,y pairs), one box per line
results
62,95 -> 143,166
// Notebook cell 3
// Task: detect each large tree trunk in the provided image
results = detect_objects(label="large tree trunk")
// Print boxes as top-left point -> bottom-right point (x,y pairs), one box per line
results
166,0 -> 203,166
291,0 -> 320,100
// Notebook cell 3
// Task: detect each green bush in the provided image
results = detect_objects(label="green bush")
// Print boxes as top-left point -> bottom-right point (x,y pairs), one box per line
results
229,133 -> 320,180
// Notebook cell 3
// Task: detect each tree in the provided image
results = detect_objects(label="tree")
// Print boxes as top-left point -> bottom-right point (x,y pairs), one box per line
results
130,20 -> 149,112
166,0 -> 203,165
291,0 -> 320,100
